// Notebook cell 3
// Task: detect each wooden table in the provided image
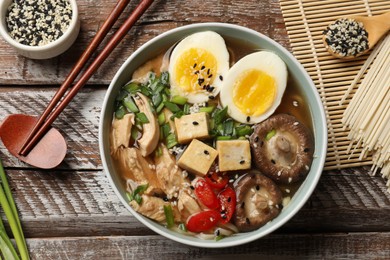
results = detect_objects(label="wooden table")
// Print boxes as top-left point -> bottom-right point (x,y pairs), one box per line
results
1,0 -> 390,259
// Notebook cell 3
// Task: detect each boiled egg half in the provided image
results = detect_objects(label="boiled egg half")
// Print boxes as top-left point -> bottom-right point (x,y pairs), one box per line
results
168,31 -> 229,103
220,51 -> 287,124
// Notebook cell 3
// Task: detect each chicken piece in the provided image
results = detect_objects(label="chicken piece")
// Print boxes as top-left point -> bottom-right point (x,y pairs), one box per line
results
114,147 -> 163,195
154,144 -> 190,197
110,113 -> 135,153
177,189 -> 202,220
130,195 -> 181,223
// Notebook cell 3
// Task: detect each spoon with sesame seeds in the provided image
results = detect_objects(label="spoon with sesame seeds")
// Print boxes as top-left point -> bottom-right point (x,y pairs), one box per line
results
322,11 -> 390,59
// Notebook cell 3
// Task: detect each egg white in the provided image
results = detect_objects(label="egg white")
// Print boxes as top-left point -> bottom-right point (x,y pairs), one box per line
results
168,31 -> 229,104
220,51 -> 287,124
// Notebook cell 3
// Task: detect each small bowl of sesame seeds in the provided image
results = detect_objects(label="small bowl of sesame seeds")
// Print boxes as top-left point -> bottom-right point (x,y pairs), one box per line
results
0,0 -> 80,59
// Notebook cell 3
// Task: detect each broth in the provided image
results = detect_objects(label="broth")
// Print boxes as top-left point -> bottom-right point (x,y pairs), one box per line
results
111,33 -> 314,238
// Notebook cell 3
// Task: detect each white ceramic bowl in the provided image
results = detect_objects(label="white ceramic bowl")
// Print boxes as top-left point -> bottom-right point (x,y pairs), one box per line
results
99,23 -> 327,248
0,0 -> 80,59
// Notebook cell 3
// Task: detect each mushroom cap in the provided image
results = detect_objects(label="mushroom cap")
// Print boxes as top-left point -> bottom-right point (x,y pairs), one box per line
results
249,114 -> 314,184
233,170 -> 283,232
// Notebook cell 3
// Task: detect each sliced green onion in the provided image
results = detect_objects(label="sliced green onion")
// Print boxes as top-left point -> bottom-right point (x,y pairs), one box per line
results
183,103 -> 190,115
164,205 -> 175,228
154,84 -> 165,94
265,129 -> 276,141
123,96 -> 139,113
236,125 -> 253,137
134,193 -> 142,204
216,136 -> 232,140
131,127 -> 140,141
170,95 -> 188,105
215,235 -> 226,241
199,106 -> 215,114
164,101 -> 181,113
214,106 -> 228,125
133,184 -> 149,196
223,120 -> 234,136
158,113 -> 166,125
152,93 -> 163,108
140,86 -> 151,97
160,71 -> 169,85
126,192 -> 133,201
161,124 -> 171,139
178,223 -> 187,232
123,82 -> 140,93
156,102 -> 165,113
136,112 -> 150,124
166,133 -> 178,148
115,105 -> 126,119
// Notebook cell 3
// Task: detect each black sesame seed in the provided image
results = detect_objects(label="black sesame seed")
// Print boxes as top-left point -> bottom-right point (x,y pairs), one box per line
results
208,74 -> 213,78
201,65 -> 205,70
163,197 -> 169,202
193,121 -> 199,125
219,75 -> 223,81
190,185 -> 195,190
209,95 -> 215,100
304,148 -> 310,153
227,197 -> 231,202
204,150 -> 209,155
246,116 -> 250,122
193,63 -> 197,68
198,78 -> 204,85
239,160 -> 245,165
254,136 -> 259,142
260,141 -> 264,147
256,185 -> 260,191
241,202 -> 245,208
246,218 -> 251,224
207,68 -> 210,75
216,230 -> 220,236
271,159 -> 276,164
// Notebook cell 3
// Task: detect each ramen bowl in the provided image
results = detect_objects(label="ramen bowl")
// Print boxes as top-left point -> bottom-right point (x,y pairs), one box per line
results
99,23 -> 327,248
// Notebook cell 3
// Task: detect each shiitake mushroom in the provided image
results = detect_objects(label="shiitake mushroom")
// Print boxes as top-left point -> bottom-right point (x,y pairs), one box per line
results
233,170 -> 283,232
249,114 -> 314,184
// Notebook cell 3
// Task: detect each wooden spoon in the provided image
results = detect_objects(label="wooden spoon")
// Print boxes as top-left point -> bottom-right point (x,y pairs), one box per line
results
0,114 -> 66,169
323,11 -> 390,59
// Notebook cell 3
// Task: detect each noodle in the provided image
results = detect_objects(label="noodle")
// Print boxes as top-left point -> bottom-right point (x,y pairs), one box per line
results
341,33 -> 390,190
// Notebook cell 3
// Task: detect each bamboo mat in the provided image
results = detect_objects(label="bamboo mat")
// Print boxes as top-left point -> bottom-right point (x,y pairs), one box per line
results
279,0 -> 390,171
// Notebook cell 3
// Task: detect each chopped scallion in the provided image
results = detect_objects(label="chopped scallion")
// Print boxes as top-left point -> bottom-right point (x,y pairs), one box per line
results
123,82 -> 140,93
164,205 -> 175,228
214,106 -> 228,125
166,133 -> 178,148
115,105 -> 126,119
265,129 -> 276,141
136,112 -> 150,124
216,136 -> 232,140
164,101 -> 181,113
199,106 -> 215,114
170,95 -> 188,105
123,96 -> 139,113
158,112 -> 166,125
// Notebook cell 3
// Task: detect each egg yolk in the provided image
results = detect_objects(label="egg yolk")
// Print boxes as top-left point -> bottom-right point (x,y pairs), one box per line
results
232,69 -> 276,116
174,48 -> 217,92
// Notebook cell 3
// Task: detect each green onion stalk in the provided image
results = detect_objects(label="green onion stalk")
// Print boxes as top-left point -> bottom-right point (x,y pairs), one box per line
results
0,159 -> 29,260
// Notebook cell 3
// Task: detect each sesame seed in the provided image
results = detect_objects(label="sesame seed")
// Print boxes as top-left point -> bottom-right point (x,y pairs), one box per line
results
6,0 -> 73,46
209,95 -> 215,100
246,116 -> 250,122
239,160 -> 245,164
193,63 -> 197,68
201,65 -> 205,70
293,122 -> 299,126
219,75 -> 223,81
204,150 -> 209,155
293,100 -> 299,107
192,121 -> 199,125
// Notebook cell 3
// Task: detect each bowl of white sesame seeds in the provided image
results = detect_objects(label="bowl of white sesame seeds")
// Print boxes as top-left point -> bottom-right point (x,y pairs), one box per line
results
0,0 -> 80,59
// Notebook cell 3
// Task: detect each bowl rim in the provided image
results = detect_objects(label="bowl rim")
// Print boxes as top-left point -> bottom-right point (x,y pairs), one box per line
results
99,22 -> 327,248
0,0 -> 79,51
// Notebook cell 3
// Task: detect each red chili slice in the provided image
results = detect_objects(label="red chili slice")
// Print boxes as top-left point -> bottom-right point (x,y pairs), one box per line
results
218,187 -> 236,224
205,172 -> 228,190
194,178 -> 220,210
186,210 -> 221,233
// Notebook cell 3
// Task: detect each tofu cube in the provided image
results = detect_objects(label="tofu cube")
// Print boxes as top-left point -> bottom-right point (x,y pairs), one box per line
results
174,112 -> 210,144
178,139 -> 218,176
217,140 -> 251,171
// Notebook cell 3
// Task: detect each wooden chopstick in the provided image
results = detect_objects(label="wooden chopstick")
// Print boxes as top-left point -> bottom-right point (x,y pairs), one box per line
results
19,0 -> 154,156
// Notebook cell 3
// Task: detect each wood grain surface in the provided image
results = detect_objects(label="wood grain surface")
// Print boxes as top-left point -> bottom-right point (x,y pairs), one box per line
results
0,0 -> 389,259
